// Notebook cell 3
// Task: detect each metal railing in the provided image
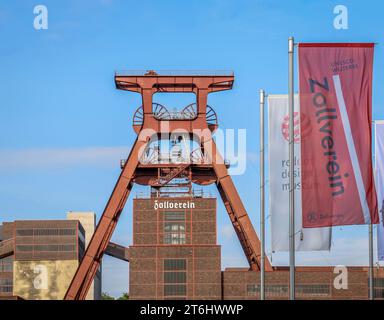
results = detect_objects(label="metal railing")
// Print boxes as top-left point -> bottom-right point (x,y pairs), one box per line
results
115,70 -> 234,77
135,188 -> 213,199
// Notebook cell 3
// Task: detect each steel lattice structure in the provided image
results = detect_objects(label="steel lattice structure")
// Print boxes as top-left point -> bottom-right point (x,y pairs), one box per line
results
64,71 -> 272,300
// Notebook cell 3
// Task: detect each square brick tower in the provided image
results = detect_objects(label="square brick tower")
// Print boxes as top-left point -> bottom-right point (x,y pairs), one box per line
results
129,195 -> 221,300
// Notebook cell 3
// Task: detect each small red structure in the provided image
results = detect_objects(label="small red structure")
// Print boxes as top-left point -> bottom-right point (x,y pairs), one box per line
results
64,71 -> 272,300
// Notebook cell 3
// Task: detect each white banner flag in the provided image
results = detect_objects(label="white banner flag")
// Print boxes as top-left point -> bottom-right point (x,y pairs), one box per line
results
268,94 -> 332,251
375,121 -> 384,261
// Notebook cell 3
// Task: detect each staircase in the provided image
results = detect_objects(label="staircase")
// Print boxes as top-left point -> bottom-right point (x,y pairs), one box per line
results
152,163 -> 191,187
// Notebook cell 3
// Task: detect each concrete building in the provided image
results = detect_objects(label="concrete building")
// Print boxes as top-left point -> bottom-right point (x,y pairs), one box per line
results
67,211 -> 101,300
0,212 -> 101,300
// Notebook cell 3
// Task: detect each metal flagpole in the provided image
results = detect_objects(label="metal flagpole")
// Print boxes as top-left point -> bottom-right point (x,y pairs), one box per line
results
288,36 -> 295,301
369,120 -> 377,300
259,89 -> 265,300
369,223 -> 374,300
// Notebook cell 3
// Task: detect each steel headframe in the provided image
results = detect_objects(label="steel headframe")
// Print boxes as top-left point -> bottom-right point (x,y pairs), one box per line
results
64,70 -> 272,300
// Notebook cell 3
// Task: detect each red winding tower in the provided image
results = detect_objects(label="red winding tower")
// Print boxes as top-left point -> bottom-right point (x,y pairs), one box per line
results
64,71 -> 272,300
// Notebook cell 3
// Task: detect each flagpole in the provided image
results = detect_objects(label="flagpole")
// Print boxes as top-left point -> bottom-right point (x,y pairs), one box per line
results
369,121 -> 377,300
369,223 -> 374,300
259,89 -> 266,300
288,36 -> 295,301
369,121 -> 375,300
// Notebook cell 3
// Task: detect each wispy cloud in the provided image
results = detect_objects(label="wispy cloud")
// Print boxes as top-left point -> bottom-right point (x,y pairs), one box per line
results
0,146 -> 129,170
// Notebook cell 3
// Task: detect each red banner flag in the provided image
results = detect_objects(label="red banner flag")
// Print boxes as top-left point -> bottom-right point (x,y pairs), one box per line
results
299,43 -> 378,227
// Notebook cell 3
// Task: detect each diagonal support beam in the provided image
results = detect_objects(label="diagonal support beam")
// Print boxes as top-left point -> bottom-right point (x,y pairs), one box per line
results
202,137 -> 272,272
64,138 -> 147,300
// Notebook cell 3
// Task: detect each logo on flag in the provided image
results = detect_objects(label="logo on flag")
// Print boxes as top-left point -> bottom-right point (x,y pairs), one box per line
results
281,112 -> 311,143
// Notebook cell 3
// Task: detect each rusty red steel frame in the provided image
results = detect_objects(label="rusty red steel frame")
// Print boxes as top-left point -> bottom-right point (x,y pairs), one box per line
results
64,71 -> 272,300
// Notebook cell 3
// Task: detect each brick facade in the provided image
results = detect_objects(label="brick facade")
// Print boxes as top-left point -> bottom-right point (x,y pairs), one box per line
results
222,267 -> 370,300
129,197 -> 221,300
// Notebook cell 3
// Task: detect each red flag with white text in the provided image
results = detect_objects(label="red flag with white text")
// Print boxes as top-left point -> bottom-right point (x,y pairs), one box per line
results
298,43 -> 378,227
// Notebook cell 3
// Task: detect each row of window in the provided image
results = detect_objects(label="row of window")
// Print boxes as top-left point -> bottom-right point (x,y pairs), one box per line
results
164,221 -> 186,245
0,263 -> 12,272
247,284 -> 330,297
164,212 -> 186,245
16,244 -> 76,252
371,278 -> 384,287
164,259 -> 187,298
16,228 -> 79,237
0,279 -> 12,286
0,286 -> 12,293
164,212 -> 186,221
374,288 -> 384,298
0,264 -> 12,272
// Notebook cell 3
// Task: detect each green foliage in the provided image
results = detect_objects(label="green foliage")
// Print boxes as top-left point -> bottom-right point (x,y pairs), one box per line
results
117,292 -> 129,300
101,292 -> 115,300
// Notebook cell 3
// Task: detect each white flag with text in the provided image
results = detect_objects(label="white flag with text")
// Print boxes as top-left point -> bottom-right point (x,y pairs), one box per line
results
268,94 -> 332,251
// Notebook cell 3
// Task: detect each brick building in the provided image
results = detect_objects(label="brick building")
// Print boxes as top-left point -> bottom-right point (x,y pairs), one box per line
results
128,193 -> 384,300
0,213 -> 101,300
222,267 -> 384,300
129,196 -> 221,299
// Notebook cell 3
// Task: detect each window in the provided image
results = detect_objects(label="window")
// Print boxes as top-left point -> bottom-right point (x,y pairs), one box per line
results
164,272 -> 186,283
16,229 -> 33,236
164,223 -> 186,245
247,284 -> 288,297
246,284 -> 330,297
163,212 -> 186,245
34,244 -> 76,252
296,284 -> 330,296
372,278 -> 384,287
246,284 -> 259,296
374,288 -> 384,299
164,259 -> 187,298
16,245 -> 33,252
59,228 -> 76,236
16,244 -> 76,252
34,228 -> 58,236
372,278 -> 384,299
16,228 -> 77,237
164,212 -> 185,221
164,284 -> 186,296
164,259 -> 186,271
0,279 -> 12,293
0,257 -> 13,272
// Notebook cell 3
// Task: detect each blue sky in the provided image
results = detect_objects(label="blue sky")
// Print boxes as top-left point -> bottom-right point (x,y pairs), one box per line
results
1,0 -> 384,297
